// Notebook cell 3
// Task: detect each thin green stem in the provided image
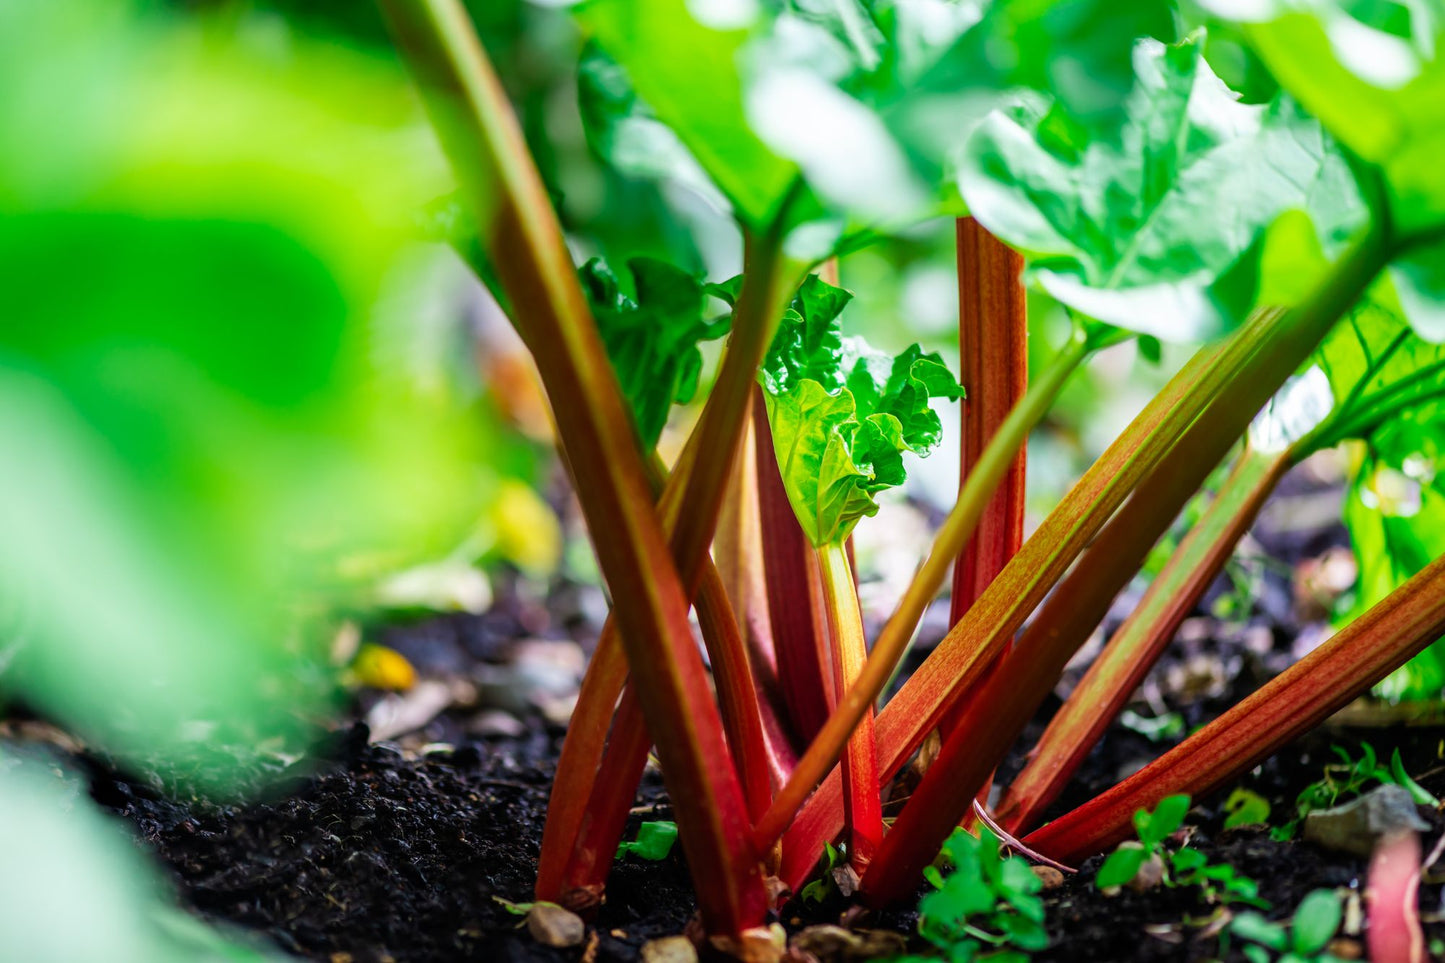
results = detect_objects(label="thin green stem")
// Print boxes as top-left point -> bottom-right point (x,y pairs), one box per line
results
817,538 -> 882,869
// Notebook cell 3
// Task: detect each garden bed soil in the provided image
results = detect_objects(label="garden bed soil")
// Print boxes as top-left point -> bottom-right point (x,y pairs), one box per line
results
14,462 -> 1445,961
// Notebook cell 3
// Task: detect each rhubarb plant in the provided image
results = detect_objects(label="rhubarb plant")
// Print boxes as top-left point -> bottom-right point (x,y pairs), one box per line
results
759,274 -> 963,865
376,0 -> 1445,948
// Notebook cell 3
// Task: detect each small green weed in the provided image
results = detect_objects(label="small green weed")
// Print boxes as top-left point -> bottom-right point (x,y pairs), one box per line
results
1276,742 -> 1438,839
1228,889 -> 1348,962
893,827 -> 1047,963
1096,795 -> 1267,908
615,820 -> 678,861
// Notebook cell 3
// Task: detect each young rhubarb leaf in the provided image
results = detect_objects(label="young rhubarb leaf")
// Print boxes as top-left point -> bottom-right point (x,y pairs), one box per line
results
959,32 -> 1363,341
580,257 -> 731,449
759,275 -> 963,547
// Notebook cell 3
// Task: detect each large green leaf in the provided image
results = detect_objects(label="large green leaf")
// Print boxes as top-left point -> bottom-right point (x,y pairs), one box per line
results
581,256 -> 731,448
576,41 -> 731,213
959,33 -> 1364,341
760,275 -> 961,546
574,0 -> 800,229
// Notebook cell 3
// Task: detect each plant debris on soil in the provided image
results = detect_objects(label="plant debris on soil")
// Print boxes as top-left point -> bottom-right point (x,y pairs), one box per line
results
8,462 -> 1445,962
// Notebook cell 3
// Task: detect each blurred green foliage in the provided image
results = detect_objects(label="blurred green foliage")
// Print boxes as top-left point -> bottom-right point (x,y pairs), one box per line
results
0,0 -> 534,792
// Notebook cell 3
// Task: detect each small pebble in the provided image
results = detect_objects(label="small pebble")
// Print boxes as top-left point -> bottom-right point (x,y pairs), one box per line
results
1032,865 -> 1065,890
641,935 -> 698,963
527,902 -> 585,948
1327,937 -> 1363,960
1303,785 -> 1430,858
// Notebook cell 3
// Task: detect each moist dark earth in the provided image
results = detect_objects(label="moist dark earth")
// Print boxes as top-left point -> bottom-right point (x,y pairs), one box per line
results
12,464 -> 1445,962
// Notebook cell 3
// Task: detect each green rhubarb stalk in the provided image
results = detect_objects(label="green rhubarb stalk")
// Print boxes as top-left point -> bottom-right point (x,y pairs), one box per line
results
995,443 -> 1293,834
378,0 -> 767,932
1026,549 -> 1445,864
817,538 -> 882,868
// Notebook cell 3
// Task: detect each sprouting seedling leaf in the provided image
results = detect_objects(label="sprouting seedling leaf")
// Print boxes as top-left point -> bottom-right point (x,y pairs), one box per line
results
917,827 -> 1046,960
959,32 -> 1364,342
1135,794 -> 1190,847
1390,748 -> 1441,807
1224,788 -> 1273,829
1292,889 -> 1343,957
759,274 -> 962,546
615,820 -> 679,861
1095,842 -> 1148,890
581,257 -> 731,449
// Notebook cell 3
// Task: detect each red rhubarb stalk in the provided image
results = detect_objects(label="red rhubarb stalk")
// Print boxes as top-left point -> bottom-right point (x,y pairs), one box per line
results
861,406 -> 1286,903
378,0 -> 769,931
822,224 -> 1388,897
776,309 -> 1273,890
755,390 -> 835,739
940,214 -> 1029,820
951,216 -> 1028,621
1026,549 -> 1445,864
1368,831 -> 1426,963
995,442 -> 1293,834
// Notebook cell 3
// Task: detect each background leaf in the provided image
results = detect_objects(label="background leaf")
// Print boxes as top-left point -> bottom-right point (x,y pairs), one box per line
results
959,33 -> 1364,340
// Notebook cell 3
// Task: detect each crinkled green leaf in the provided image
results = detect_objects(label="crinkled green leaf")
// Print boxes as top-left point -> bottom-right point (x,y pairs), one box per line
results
1202,1 -> 1445,236
574,0 -> 799,228
581,257 -> 730,449
761,274 -> 854,393
959,33 -> 1365,341
761,276 -> 961,545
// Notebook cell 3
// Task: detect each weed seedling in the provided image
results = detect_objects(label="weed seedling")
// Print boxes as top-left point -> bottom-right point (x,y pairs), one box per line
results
1095,794 -> 1190,890
1277,743 -> 1439,839
1228,889 -> 1348,963
894,827 -> 1047,962
1096,795 -> 1267,907
616,820 -> 679,861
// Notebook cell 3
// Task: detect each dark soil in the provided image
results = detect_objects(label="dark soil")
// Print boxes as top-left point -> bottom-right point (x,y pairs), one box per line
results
11,462 -> 1445,962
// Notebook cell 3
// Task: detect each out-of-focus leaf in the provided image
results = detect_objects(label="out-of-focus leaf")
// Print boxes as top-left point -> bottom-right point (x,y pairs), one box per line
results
921,0 -> 1178,124
760,275 -> 961,546
0,761 -> 290,962
574,0 -> 799,228
0,1 -> 503,792
960,34 -> 1364,341
1200,1 -> 1445,236
581,256 -> 731,449
576,41 -> 730,213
